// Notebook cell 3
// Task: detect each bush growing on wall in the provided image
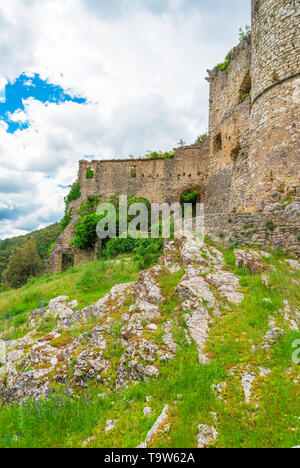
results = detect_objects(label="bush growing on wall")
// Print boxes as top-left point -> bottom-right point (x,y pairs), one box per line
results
145,150 -> 175,160
72,195 -> 152,251
64,181 -> 81,206
72,213 -> 102,250
59,181 -> 82,232
195,134 -> 207,144
216,52 -> 232,72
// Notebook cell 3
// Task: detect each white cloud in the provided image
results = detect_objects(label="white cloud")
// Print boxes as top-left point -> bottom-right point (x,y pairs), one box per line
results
0,0 -> 250,238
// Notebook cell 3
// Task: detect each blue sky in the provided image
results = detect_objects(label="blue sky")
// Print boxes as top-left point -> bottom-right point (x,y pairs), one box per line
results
0,73 -> 86,133
0,0 -> 251,239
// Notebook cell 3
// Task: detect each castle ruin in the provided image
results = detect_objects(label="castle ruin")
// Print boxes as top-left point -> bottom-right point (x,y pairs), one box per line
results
47,0 -> 300,273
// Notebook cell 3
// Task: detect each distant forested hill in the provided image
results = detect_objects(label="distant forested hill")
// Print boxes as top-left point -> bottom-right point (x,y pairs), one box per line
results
0,223 -> 60,280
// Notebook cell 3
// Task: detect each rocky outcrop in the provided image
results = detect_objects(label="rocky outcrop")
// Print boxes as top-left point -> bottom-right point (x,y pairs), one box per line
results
0,237 -> 281,407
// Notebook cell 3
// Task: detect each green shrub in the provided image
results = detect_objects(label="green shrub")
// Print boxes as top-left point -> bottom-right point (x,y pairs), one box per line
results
72,195 -> 151,251
59,181 -> 82,232
72,213 -> 102,250
241,93 -> 249,101
216,52 -> 232,72
60,208 -> 73,232
195,134 -> 207,144
64,181 -> 81,206
104,237 -> 137,258
2,239 -> 44,289
133,238 -> 164,270
180,190 -> 199,205
266,220 -> 276,232
239,25 -> 251,41
78,196 -> 102,216
0,282 -> 9,292
47,242 -> 56,258
145,150 -> 175,160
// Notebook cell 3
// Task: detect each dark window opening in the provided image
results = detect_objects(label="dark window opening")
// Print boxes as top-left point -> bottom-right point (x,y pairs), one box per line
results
180,189 -> 201,217
130,166 -> 137,178
213,133 -> 222,152
239,71 -> 251,101
230,143 -> 241,161
62,253 -> 74,272
86,168 -> 94,179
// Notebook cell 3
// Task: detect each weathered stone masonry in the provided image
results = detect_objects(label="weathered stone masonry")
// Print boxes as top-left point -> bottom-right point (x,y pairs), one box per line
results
47,0 -> 300,272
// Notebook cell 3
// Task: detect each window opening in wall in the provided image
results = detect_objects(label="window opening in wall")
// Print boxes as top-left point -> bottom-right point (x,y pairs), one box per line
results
130,166 -> 137,178
180,189 -> 201,218
213,133 -> 222,152
239,71 -> 251,101
62,254 -> 74,272
86,168 -> 94,179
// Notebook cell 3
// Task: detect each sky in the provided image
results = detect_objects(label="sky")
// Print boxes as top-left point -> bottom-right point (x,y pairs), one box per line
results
0,0 -> 251,239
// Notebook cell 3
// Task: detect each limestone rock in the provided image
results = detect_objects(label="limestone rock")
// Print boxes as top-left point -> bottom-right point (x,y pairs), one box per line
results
241,372 -> 256,403
105,419 -> 118,433
137,404 -> 169,448
262,317 -> 284,351
206,271 -> 244,304
234,249 -> 266,274
176,277 -> 216,308
143,406 -> 152,416
185,308 -> 210,365
197,424 -> 218,448
285,259 -> 300,271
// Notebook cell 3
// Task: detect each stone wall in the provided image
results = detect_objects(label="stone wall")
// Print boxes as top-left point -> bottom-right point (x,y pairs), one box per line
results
247,0 -> 300,211
45,198 -> 102,274
78,141 -> 210,205
205,199 -> 300,258
207,35 -> 251,160
46,0 -> 300,272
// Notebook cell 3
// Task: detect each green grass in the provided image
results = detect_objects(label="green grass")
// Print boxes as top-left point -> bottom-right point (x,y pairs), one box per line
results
0,338 -> 225,448
0,244 -> 299,448
205,248 -> 300,448
0,256 -> 139,333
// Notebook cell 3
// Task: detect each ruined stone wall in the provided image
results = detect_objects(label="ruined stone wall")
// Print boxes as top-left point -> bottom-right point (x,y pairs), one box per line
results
45,198 -> 100,274
205,199 -> 300,258
205,35 -> 252,214
46,0 -> 300,272
78,141 -> 210,205
246,0 -> 300,211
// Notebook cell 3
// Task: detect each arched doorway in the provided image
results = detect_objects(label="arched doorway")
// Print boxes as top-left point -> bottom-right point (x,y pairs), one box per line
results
180,188 -> 205,217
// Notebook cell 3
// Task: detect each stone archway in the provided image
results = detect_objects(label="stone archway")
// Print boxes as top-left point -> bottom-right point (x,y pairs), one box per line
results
179,187 -> 205,217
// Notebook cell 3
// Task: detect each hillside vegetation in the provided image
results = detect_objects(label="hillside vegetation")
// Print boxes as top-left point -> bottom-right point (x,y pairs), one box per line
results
0,223 -> 60,282
0,233 -> 299,448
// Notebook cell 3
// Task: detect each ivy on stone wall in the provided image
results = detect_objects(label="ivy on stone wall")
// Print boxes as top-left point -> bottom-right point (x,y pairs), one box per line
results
59,181 -> 82,233
216,52 -> 232,72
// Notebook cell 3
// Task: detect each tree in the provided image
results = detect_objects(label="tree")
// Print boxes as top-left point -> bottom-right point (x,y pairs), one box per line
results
2,239 -> 44,288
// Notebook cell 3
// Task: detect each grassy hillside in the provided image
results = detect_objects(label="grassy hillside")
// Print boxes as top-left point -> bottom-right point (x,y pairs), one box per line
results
0,223 -> 61,281
0,241 -> 299,448
0,255 -> 139,336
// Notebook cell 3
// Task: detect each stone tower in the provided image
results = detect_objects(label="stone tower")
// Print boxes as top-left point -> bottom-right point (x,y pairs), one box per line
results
248,0 -> 300,210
